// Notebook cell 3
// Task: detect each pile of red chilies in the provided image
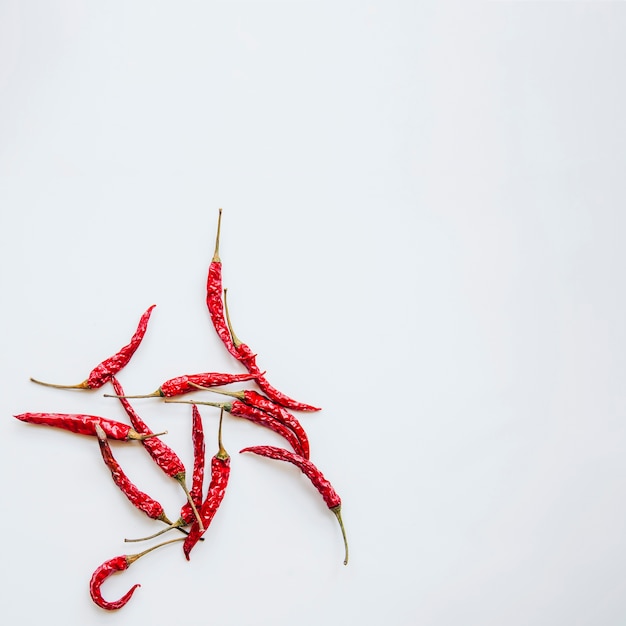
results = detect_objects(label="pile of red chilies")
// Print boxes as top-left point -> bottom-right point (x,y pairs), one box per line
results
15,209 -> 348,611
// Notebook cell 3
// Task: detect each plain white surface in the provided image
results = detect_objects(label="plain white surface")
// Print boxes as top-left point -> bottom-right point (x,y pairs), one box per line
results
2,1 -> 626,624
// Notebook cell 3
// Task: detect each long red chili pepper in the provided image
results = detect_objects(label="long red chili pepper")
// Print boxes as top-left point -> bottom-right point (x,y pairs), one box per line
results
206,208 -> 240,359
90,537 -> 183,611
104,371 -> 258,399
179,404 -> 206,524
94,424 -> 174,525
30,304 -> 156,390
107,377 -> 205,532
13,412 -> 163,441
240,445 -> 348,565
190,384 -> 311,459
166,398 -> 306,458
183,408 -> 230,560
223,289 -> 321,412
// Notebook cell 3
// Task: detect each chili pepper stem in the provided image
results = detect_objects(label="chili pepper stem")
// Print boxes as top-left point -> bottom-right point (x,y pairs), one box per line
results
222,288 -> 243,348
165,399 -> 226,409
126,537 -> 185,565
29,377 -> 89,390
104,391 -> 163,399
175,473 -> 205,532
129,430 -> 168,441
217,407 -> 228,460
212,208 -> 223,263
125,518 -> 187,543
331,505 -> 349,566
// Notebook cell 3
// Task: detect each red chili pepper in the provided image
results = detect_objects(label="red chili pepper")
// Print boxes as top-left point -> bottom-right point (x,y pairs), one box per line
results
183,408 -> 230,559
13,412 -> 163,441
30,305 -> 156,390
223,289 -> 321,412
190,384 -> 311,459
104,371 -> 258,399
206,208 -> 240,359
107,377 -> 204,532
90,538 -> 183,611
180,404 -> 206,524
240,445 -> 348,565
94,424 -> 173,524
166,398 -> 306,458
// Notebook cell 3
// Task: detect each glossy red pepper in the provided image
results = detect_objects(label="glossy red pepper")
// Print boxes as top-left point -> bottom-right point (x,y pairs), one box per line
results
104,371 -> 258,399
240,445 -> 348,565
13,412 -> 161,441
108,377 -> 204,531
191,384 -> 311,459
223,289 -> 321,412
30,305 -> 156,390
95,424 -> 174,524
90,538 -> 183,611
206,208 -> 240,359
183,409 -> 230,559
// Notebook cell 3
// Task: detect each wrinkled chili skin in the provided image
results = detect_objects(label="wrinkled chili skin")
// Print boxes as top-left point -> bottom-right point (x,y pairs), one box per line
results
89,556 -> 139,611
180,405 -> 206,524
240,445 -> 341,508
86,305 -> 155,388
239,390 -> 310,459
14,412 -> 136,440
96,428 -> 166,520
207,263 -> 240,359
160,371 -> 257,397
227,401 -> 306,457
183,455 -> 230,559
111,377 -> 186,478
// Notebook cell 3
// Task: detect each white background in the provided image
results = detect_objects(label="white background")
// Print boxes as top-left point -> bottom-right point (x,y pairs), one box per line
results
1,1 -> 626,625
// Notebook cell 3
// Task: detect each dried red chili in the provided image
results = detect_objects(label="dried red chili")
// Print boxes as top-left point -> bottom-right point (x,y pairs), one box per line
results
104,370 -> 258,399
13,412 -> 163,441
190,384 -> 311,459
240,445 -> 348,565
223,289 -> 321,412
183,408 -> 230,559
107,377 -> 204,531
90,537 -> 183,611
95,424 -> 175,525
206,208 -> 240,359
179,404 -> 205,524
30,305 -> 156,390
166,398 -> 306,458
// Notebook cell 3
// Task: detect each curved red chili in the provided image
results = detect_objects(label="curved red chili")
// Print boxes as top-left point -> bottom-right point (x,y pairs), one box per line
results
166,399 -> 306,458
95,424 -> 171,522
30,304 -> 156,390
240,445 -> 348,565
104,371 -> 258,399
206,209 -> 240,359
191,384 -> 310,459
223,289 -> 321,412
108,377 -> 204,531
13,412 -> 161,441
90,538 -> 183,611
183,409 -> 230,559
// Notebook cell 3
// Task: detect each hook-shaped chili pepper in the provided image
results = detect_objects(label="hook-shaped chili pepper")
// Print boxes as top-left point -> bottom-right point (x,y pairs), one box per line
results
189,383 -> 311,459
30,305 -> 156,390
103,370 -> 258,399
182,408 -> 230,559
240,445 -> 349,565
165,398 -> 306,458
107,377 -> 205,532
13,412 -> 165,441
90,537 -> 183,611
223,289 -> 321,412
206,208 -> 241,359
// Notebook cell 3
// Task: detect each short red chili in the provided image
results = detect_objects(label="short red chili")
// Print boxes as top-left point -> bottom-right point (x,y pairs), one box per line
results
30,305 -> 156,390
240,445 -> 348,565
